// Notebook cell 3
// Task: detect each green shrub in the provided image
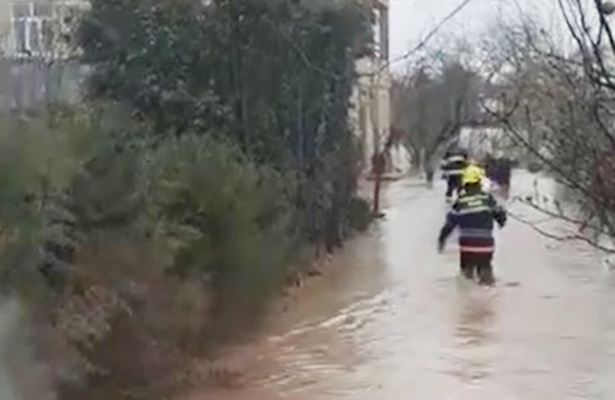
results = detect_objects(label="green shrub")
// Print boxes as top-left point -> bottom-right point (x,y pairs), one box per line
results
149,134 -> 298,331
1,0 -> 375,395
0,108 -> 301,396
0,111 -> 82,293
347,196 -> 372,232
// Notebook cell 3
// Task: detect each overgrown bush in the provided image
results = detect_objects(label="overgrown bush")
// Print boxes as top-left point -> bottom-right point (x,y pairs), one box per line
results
1,0 -> 374,398
148,134 -> 298,335
0,108 -> 303,398
347,196 -> 372,232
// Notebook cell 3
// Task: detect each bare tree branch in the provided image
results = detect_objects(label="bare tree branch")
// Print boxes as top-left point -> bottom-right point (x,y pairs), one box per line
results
508,210 -> 615,253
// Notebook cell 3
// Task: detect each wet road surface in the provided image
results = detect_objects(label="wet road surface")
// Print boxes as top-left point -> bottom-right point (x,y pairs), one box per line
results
186,171 -> 615,400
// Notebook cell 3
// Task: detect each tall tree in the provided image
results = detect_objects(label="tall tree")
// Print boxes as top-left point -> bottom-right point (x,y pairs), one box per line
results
392,58 -> 480,174
78,0 -> 373,248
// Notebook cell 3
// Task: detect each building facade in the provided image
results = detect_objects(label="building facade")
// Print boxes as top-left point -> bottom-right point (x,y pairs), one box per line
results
350,0 -> 399,174
0,0 -> 87,111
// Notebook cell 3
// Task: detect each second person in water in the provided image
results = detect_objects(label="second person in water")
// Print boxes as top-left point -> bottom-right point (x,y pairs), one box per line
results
441,147 -> 468,202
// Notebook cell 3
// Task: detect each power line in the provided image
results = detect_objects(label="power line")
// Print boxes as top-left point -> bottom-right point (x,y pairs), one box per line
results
373,0 -> 476,75
273,0 -> 476,80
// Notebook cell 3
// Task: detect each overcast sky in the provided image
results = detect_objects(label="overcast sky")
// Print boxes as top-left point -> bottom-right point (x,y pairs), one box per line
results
389,0 -> 561,69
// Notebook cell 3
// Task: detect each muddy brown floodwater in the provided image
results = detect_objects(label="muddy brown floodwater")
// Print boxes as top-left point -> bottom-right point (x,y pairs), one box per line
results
183,171 -> 615,400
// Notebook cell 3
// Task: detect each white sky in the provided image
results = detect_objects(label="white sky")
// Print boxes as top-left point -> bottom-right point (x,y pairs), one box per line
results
389,0 -> 562,70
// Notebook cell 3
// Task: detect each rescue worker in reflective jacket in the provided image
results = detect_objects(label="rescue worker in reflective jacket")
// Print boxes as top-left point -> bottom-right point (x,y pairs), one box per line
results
441,147 -> 468,201
438,164 -> 507,285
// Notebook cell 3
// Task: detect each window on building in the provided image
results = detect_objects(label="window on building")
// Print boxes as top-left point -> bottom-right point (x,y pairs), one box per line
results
372,5 -> 389,61
34,3 -> 52,17
11,2 -> 54,56
13,19 -> 27,53
373,8 -> 381,59
13,3 -> 30,18
379,6 -> 389,60
42,19 -> 54,50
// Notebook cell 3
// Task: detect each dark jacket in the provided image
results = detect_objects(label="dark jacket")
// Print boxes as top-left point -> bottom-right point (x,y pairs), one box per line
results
438,186 -> 507,253
486,158 -> 512,186
442,150 -> 467,177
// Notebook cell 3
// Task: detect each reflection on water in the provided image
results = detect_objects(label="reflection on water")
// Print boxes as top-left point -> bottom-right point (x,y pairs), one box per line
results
184,173 -> 615,400
454,286 -> 496,347
448,284 -> 497,386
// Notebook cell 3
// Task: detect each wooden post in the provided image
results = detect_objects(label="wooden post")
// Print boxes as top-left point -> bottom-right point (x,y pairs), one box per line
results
372,128 -> 396,217
372,151 -> 384,216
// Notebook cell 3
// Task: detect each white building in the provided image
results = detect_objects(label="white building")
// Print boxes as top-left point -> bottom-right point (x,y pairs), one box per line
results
0,0 -> 87,110
0,0 -> 86,59
350,0 -> 401,174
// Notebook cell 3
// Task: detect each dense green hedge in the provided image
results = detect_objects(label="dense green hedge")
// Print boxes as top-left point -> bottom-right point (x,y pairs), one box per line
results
0,0 -> 374,398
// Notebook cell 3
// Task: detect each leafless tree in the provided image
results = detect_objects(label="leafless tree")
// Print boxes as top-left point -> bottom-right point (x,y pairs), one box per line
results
391,54 -> 481,178
478,0 -> 615,252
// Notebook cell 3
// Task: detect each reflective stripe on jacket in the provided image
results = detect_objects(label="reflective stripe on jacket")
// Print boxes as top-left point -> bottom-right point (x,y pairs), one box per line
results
438,189 -> 507,253
442,152 -> 467,176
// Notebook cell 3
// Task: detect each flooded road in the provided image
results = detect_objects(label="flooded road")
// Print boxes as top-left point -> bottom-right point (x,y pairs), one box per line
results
186,171 -> 615,400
